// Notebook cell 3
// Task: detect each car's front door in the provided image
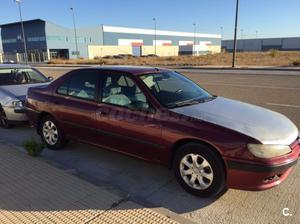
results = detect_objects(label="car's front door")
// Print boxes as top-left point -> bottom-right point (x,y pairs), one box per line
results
94,72 -> 163,162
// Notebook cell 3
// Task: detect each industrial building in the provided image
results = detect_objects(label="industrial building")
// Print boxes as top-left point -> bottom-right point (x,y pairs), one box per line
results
222,37 -> 300,52
0,19 -> 221,62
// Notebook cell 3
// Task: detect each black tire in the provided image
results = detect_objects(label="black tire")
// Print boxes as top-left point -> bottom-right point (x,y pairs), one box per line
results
173,142 -> 226,197
39,115 -> 67,150
0,106 -> 12,129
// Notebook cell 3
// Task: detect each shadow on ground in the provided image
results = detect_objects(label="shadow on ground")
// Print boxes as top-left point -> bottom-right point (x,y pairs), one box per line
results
0,125 -> 223,214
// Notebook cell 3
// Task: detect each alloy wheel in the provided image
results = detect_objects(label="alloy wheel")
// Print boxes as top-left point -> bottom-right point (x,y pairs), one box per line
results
179,153 -> 214,190
0,108 -> 9,128
42,120 -> 59,145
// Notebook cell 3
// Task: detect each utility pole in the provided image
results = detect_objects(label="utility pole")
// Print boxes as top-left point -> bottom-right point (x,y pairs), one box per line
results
232,0 -> 239,68
220,26 -> 224,40
70,7 -> 79,59
256,30 -> 258,39
193,23 -> 196,56
153,18 -> 157,56
15,0 -> 28,64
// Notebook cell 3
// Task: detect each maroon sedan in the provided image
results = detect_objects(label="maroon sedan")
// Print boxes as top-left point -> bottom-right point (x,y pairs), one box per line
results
25,67 -> 300,197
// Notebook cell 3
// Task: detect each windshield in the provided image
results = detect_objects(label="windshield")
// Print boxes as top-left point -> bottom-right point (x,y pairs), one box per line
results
0,68 -> 48,86
140,71 -> 214,108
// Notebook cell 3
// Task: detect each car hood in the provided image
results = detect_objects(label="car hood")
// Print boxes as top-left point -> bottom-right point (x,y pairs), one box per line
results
0,83 -> 48,100
171,97 -> 299,145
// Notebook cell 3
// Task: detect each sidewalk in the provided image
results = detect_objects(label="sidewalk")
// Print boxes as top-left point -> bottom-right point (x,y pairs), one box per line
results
0,143 -> 192,224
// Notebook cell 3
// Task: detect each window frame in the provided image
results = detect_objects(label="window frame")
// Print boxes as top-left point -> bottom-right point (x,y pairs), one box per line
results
98,71 -> 155,112
56,69 -> 101,103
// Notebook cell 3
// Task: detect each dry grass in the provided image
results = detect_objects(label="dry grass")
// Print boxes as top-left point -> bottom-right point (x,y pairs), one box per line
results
48,51 -> 300,67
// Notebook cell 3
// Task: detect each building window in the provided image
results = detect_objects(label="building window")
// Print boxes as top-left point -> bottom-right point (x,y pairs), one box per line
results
46,36 -> 63,41
2,38 -> 17,44
27,36 -> 46,42
90,37 -> 92,42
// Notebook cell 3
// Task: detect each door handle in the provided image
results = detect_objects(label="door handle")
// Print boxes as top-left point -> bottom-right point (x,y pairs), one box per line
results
144,124 -> 159,128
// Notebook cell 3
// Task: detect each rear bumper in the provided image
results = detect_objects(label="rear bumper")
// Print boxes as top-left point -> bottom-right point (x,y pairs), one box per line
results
226,143 -> 300,191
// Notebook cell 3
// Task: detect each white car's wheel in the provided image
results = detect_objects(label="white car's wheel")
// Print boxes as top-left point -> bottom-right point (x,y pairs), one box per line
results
0,106 -> 11,129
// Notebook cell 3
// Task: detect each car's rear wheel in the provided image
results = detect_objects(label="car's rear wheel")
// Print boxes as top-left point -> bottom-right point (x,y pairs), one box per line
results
39,115 -> 67,150
173,142 -> 226,197
0,106 -> 11,129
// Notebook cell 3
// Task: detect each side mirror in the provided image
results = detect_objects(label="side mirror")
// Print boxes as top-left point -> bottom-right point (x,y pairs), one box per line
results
48,76 -> 54,81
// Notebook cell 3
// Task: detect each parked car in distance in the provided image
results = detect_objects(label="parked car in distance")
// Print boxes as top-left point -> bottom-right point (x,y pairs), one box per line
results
0,64 -> 52,128
25,66 -> 300,197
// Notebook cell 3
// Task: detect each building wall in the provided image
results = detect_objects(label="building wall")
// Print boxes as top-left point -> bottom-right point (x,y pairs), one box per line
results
1,20 -> 47,53
222,37 -> 300,52
45,21 -> 103,59
141,46 -> 179,56
88,45 -> 132,59
103,32 -> 221,46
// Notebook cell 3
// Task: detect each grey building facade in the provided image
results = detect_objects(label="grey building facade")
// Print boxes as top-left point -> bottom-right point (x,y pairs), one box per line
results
1,19 -> 221,60
222,37 -> 300,52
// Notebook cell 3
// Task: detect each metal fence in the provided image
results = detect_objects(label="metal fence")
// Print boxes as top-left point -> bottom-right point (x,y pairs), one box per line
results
0,52 -> 49,64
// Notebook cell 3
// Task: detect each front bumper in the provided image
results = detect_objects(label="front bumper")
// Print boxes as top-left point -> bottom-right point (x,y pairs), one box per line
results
3,106 -> 27,122
226,141 -> 300,191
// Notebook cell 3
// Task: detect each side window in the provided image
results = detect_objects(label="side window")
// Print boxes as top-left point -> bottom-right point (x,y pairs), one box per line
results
67,70 -> 98,100
101,73 -> 150,110
57,79 -> 69,95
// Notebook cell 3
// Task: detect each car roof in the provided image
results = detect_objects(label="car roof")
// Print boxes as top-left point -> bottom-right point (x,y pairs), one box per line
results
0,64 -> 31,69
80,66 -> 170,76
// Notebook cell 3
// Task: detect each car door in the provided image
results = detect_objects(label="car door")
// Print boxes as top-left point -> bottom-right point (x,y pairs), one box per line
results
94,71 -> 163,162
51,69 -> 100,143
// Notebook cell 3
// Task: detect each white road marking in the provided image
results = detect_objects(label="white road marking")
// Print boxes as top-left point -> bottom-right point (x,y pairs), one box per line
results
267,103 -> 300,108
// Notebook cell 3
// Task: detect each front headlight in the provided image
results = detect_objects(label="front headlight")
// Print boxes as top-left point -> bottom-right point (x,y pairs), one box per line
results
248,144 -> 292,159
11,100 -> 24,108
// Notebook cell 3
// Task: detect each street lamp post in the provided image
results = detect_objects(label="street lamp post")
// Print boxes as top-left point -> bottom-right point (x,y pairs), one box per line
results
256,30 -> 258,39
220,26 -> 224,40
15,0 -> 28,64
70,7 -> 79,59
153,18 -> 157,56
232,0 -> 239,68
193,23 -> 196,56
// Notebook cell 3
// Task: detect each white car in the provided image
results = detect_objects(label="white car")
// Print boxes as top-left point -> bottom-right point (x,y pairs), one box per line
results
0,64 -> 51,128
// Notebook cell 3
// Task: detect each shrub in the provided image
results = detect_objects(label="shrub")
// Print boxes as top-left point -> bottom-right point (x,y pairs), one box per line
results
22,138 -> 45,157
269,49 -> 279,58
292,60 -> 300,66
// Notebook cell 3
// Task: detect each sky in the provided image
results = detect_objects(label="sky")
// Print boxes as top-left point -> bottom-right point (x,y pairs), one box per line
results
0,0 -> 299,40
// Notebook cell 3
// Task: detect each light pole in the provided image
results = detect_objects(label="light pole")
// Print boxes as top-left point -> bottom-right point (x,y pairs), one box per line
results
70,7 -> 79,59
232,0 -> 239,68
153,18 -> 157,55
240,29 -> 244,40
255,30 -> 258,39
193,23 -> 196,56
15,0 -> 28,64
220,26 -> 224,40
193,23 -> 197,45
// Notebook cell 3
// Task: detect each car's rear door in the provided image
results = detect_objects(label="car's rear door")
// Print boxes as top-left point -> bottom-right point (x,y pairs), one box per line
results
51,69 -> 100,143
94,71 -> 163,162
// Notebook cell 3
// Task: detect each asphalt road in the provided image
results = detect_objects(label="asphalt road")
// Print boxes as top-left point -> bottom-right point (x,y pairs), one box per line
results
1,67 -> 299,224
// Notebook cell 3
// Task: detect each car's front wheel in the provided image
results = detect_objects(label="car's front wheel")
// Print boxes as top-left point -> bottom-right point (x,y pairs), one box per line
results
173,143 -> 226,197
39,115 -> 67,150
0,106 -> 11,129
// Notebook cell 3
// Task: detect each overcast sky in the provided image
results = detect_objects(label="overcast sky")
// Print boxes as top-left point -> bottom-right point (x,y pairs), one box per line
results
0,0 -> 300,40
